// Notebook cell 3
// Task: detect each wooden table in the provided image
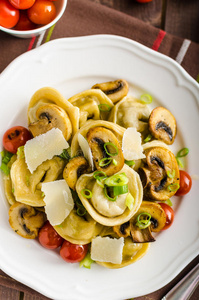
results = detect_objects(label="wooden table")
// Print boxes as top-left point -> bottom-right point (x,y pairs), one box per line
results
0,0 -> 199,299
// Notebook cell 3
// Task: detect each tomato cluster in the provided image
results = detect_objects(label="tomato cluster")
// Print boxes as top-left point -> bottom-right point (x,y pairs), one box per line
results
0,0 -> 58,30
39,221 -> 88,263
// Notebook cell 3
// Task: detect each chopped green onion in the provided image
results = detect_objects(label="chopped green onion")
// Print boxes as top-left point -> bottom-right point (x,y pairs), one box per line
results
1,150 -> 13,164
99,157 -> 112,167
167,170 -> 175,178
93,170 -> 107,180
176,147 -> 189,158
58,148 -> 71,160
166,199 -> 173,206
176,157 -> 184,168
98,104 -> 111,112
104,142 -> 118,157
136,212 -> 151,229
144,134 -> 153,143
96,179 -> 105,188
79,252 -> 94,269
125,193 -> 134,210
0,163 -> 10,175
104,172 -> 129,187
167,183 -> 180,192
77,206 -> 87,216
125,160 -> 135,167
112,159 -> 117,166
26,175 -> 30,187
140,94 -> 153,104
41,192 -> 45,198
113,184 -> 128,196
103,186 -> 117,201
81,189 -> 92,199
17,146 -> 25,158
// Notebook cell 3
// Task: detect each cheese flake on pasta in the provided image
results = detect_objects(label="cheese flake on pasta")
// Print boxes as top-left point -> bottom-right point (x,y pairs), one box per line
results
41,180 -> 74,226
91,236 -> 124,264
24,128 -> 69,173
78,133 -> 94,170
122,127 -> 145,161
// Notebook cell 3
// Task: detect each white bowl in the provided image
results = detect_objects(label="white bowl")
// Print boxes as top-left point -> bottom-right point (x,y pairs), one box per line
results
0,0 -> 67,39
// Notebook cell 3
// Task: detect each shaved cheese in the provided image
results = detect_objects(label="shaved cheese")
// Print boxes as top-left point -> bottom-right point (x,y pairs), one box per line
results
41,180 -> 74,226
24,128 -> 69,173
78,133 -> 94,170
122,127 -> 145,161
91,236 -> 124,264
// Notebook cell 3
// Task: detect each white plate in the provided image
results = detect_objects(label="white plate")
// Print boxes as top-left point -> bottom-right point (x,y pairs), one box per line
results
0,35 -> 198,300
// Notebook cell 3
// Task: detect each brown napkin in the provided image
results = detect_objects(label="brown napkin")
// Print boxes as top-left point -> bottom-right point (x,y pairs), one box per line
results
0,0 -> 199,299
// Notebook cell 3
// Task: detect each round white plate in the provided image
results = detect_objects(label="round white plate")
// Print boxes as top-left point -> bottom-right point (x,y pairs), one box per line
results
0,35 -> 198,300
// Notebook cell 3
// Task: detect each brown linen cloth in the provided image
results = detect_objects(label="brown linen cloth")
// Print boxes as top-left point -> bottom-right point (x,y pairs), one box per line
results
0,0 -> 199,299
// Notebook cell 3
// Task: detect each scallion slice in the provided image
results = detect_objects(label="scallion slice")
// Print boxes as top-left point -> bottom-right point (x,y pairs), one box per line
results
79,252 -> 93,269
167,183 -> 180,192
93,170 -> 107,180
136,212 -> 151,229
104,142 -> 118,156
99,157 -> 112,167
17,146 -> 25,158
0,163 -> 10,175
140,93 -> 153,104
125,160 -> 135,167
167,169 -> 175,178
144,134 -> 153,143
112,159 -> 117,166
125,193 -> 134,210
103,186 -> 117,201
81,189 -> 92,199
77,206 -> 87,216
104,172 -> 129,187
98,104 -> 111,112
176,147 -> 189,158
113,184 -> 128,196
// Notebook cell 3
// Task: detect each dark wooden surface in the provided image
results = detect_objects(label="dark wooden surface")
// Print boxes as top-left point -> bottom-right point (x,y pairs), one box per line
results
1,0 -> 199,299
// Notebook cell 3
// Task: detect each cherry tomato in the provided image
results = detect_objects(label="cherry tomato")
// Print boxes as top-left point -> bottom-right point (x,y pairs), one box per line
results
60,240 -> 88,263
8,0 -> 35,10
0,0 -> 20,28
175,170 -> 192,196
14,11 -> 36,30
27,0 -> 56,25
159,203 -> 174,230
135,0 -> 153,3
3,126 -> 32,154
38,221 -> 64,249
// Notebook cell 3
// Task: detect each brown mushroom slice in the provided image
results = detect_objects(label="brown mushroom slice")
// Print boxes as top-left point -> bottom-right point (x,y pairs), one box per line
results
63,156 -> 90,190
87,126 -> 124,176
149,107 -> 177,145
92,79 -> 129,104
9,202 -> 45,239
29,104 -> 72,141
139,147 -> 180,201
130,201 -> 166,243
113,221 -> 131,238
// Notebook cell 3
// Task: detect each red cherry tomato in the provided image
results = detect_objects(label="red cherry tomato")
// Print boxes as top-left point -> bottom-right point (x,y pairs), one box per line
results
38,221 -> 64,249
27,0 -> 56,25
8,0 -> 35,10
0,0 -> 20,28
14,11 -> 36,30
135,0 -> 152,3
3,126 -> 32,154
175,170 -> 192,196
159,203 -> 174,230
60,240 -> 88,263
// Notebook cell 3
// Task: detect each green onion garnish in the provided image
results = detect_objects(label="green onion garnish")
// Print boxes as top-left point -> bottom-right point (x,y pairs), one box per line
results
93,170 -> 107,180
104,142 -> 118,157
99,157 -> 112,167
167,170 -> 175,178
112,159 -> 117,166
79,252 -> 94,269
176,157 -> 184,168
144,134 -> 153,143
17,146 -> 25,158
167,183 -> 180,192
176,147 -> 189,157
77,206 -> 87,216
103,186 -> 117,201
125,193 -> 134,210
0,163 -> 10,175
104,172 -> 129,187
98,104 -> 111,112
125,160 -> 135,167
166,199 -> 173,206
136,212 -> 151,229
0,150 -> 13,175
58,148 -> 71,160
113,184 -> 128,196
81,189 -> 92,199
140,94 -> 153,104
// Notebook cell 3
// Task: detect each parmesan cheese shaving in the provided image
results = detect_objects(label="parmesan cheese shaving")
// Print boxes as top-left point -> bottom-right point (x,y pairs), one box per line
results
78,133 -> 94,170
24,128 -> 69,173
41,180 -> 74,226
122,127 -> 145,160
91,236 -> 124,264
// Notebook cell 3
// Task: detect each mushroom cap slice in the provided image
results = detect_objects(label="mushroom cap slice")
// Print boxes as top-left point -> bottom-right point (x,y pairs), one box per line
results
87,126 -> 124,176
149,107 -> 177,145
63,156 -> 90,190
130,201 -> 166,243
29,104 -> 72,141
139,147 -> 180,201
92,79 -> 129,104
9,202 -> 45,239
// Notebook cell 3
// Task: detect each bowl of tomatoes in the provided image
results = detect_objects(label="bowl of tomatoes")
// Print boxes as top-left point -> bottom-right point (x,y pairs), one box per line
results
0,0 -> 67,38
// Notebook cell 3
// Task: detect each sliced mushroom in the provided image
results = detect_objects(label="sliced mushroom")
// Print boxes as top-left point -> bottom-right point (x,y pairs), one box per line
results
149,107 -> 177,145
130,201 -> 166,243
28,104 -> 72,141
92,79 -> 129,103
9,202 -> 46,239
113,221 -> 131,238
87,126 -> 124,176
139,147 -> 180,201
63,156 -> 90,190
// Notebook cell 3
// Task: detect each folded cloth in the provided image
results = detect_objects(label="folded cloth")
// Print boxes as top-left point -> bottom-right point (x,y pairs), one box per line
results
0,0 -> 198,81
0,0 -> 199,300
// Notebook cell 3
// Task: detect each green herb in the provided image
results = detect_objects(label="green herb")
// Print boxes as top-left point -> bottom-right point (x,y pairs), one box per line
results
0,150 -> 13,175
125,160 -> 135,167
17,146 -> 25,158
125,193 -> 134,210
136,212 -> 151,229
167,169 -> 175,178
81,189 -> 92,199
58,148 -> 71,160
168,183 -> 180,192
144,134 -> 153,143
98,104 -> 111,112
104,142 -> 118,156
140,93 -> 153,104
79,252 -> 94,269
